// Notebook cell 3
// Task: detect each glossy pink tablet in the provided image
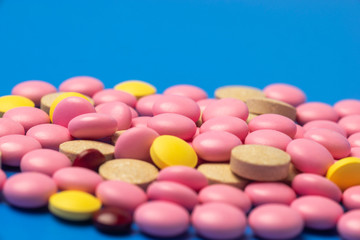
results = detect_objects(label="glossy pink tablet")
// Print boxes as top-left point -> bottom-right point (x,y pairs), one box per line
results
201,98 -> 248,122
245,129 -> 292,151
263,83 -> 306,107
0,169 -> 7,190
303,120 -> 347,136
343,186 -> 360,210
0,118 -> 25,137
163,84 -> 208,101
3,107 -> 50,132
296,102 -> 339,125
337,210 -> 360,240
59,76 -> 104,97
95,102 -> 132,130
131,116 -> 151,127
92,89 -> 137,107
350,147 -> 360,158
338,114 -> 360,136
294,124 -> 305,139
334,99 -> 360,117
248,114 -> 297,138
129,106 -> 139,118
196,98 -> 217,113
135,94 -> 163,116
348,132 -> 360,148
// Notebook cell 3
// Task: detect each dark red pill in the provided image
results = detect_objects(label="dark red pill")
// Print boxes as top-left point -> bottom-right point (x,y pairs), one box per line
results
72,148 -> 106,171
93,207 -> 133,234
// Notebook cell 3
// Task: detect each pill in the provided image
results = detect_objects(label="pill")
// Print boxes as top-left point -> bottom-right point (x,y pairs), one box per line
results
303,120 -> 346,136
214,85 -> 265,102
245,129 -> 292,151
338,114 -> 360,136
72,149 -> 106,171
135,94 -> 163,116
342,186 -> 360,210
249,203 -> 304,240
41,92 -> 94,114
163,84 -> 208,101
92,89 -> 137,108
129,106 -> 138,118
20,149 -> 72,176
337,209 -> 360,240
326,157 -> 360,191
0,169 -> 6,190
0,118 -> 25,137
59,140 -> 114,162
93,207 -> 132,234
59,76 -> 104,97
296,102 -> 339,125
334,99 -> 360,117
48,190 -> 101,221
99,159 -> 158,189
348,132 -> 360,148
3,172 -> 57,208
196,98 -> 217,113
230,144 -> 290,181
131,116 -> 151,127
263,83 -> 306,107
95,102 -> 132,130
114,80 -> 156,98
191,202 -> 246,240
202,98 -> 248,122
350,147 -> 360,158
0,95 -> 35,117
294,124 -> 305,139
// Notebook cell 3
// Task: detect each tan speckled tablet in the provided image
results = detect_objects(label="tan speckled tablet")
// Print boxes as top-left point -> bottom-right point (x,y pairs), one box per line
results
230,144 -> 290,181
246,97 -> 296,120
99,159 -> 158,189
40,92 -> 94,114
59,140 -> 114,162
111,130 -> 126,145
197,163 -> 248,189
214,86 -> 265,102
282,163 -> 300,185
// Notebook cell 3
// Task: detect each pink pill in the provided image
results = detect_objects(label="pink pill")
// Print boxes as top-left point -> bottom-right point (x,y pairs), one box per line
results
92,89 -> 137,107
0,169 -> 7,190
134,200 -> 190,238
3,172 -> 57,208
348,132 -> 360,148
153,95 -> 201,122
96,180 -> 147,213
334,99 -> 360,117
303,120 -> 347,136
147,181 -> 198,211
202,98 -> 248,122
52,96 -> 96,127
249,114 -> 297,138
114,127 -> 159,161
263,83 -> 306,107
163,84 -> 208,101
3,107 -> 50,132
338,114 -> 360,136
292,173 -> 342,202
0,118 -> 25,137
337,209 -> 360,240
192,202 -> 246,240
286,138 -> 334,175
192,131 -> 242,162
343,186 -> 360,210
95,102 -> 132,130
11,80 -> 57,106
245,129 -> 292,151
244,182 -> 296,206
249,204 -> 304,240
350,147 -> 360,158
0,134 -> 42,167
200,116 -> 248,141
131,116 -> 151,127
157,166 -> 208,191
26,124 -> 72,150
135,94 -> 163,116
294,124 -> 305,139
197,98 -> 217,113
291,196 -> 343,230
59,76 -> 104,97
147,113 -> 197,140
129,106 -> 139,118
296,102 -> 339,125
198,184 -> 251,213
53,167 -> 103,194
20,149 -> 72,176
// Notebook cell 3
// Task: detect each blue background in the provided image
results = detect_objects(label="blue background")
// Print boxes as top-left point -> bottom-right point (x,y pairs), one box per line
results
0,0 -> 359,239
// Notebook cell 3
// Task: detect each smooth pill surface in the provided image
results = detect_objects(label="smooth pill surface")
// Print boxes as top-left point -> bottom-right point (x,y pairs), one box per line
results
202,98 -> 248,122
350,147 -> 360,158
0,95 -> 35,117
131,116 -> 151,127
245,129 -> 292,151
129,106 -> 138,118
303,120 -> 347,136
246,97 -> 297,120
20,149 -> 72,176
337,210 -> 360,240
334,99 -> 360,117
294,124 -> 305,139
135,94 -> 163,116
348,132 -> 360,147
296,102 -> 339,125
214,85 -> 265,102
0,169 -> 6,190
326,157 -> 360,191
59,76 -> 104,97
92,89 -> 137,107
196,98 -> 217,112
93,207 -> 132,234
0,118 -> 25,137
338,114 -> 360,136
342,186 -> 360,210
134,201 -> 189,238
263,83 -> 306,106
95,102 -> 132,130
163,84 -> 208,101
3,172 -> 57,208
114,80 -> 156,98
40,92 -> 63,114
72,149 -> 106,171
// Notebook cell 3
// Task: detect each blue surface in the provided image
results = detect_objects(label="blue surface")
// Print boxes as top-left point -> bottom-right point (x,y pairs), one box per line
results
0,0 -> 359,239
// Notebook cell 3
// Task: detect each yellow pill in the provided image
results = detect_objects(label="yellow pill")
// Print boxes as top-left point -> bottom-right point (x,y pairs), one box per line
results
114,80 -> 156,98
0,95 -> 35,117
326,157 -> 360,191
48,190 -> 101,221
150,135 -> 198,169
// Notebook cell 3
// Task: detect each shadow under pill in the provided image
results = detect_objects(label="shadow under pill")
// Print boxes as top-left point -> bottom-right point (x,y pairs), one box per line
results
8,204 -> 49,215
139,231 -> 194,240
2,165 -> 21,177
303,227 -> 338,237
50,215 -> 93,227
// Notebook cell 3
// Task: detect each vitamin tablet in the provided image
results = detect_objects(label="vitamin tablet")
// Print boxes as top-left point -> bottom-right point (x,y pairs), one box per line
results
350,147 -> 360,158
93,207 -> 132,234
294,124 -> 305,139
230,144 -> 290,181
49,190 -> 101,221
72,149 -> 106,171
40,92 -> 63,114
337,209 -> 360,240
326,157 -> 360,191
334,99 -> 360,117
131,116 -> 151,127
59,76 -> 104,97
348,132 -> 360,148
303,120 -> 347,136
0,169 -> 6,190
135,94 -> 163,116
214,85 -> 265,102
296,102 -> 339,125
196,98 -> 217,112
244,129 -> 292,151
342,186 -> 360,210
191,202 -> 246,240
0,118 -> 25,137
263,83 -> 306,107
93,89 -> 137,108
338,114 -> 360,136
95,102 -> 132,130
0,95 -> 35,117
129,106 -> 139,118
114,80 -> 156,98
163,84 -> 208,101
202,98 -> 248,122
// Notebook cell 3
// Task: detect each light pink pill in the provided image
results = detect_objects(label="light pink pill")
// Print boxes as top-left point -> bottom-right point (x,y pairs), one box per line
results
95,102 -> 132,130
11,80 -> 57,106
68,113 -> 118,140
245,129 -> 292,151
0,169 -> 7,190
244,182 -> 296,206
96,180 -> 147,213
114,127 -> 159,161
3,172 -> 57,208
3,107 -> 50,132
134,200 -> 190,238
200,116 -> 248,141
135,94 -> 163,116
0,134 -> 42,167
147,113 -> 197,140
249,204 -> 304,240
153,95 -> 201,122
350,147 -> 360,158
338,114 -> 360,136
129,106 -> 139,118
337,209 -> 360,240
131,116 -> 151,128
52,96 -> 96,127
0,118 -> 25,137
296,102 -> 339,125
198,184 -> 251,213
292,173 -> 342,202
157,166 -> 208,191
197,98 -> 217,113
343,186 -> 360,210
26,124 -> 72,150
192,131 -> 242,162
53,167 -> 103,194
20,149 -> 72,176
286,138 -> 334,175
59,76 -> 104,97
202,98 -> 248,122
263,83 -> 306,107
249,114 -> 297,138
294,124 -> 305,139
163,84 -> 208,101
291,196 -> 343,230
147,181 -> 198,211
303,120 -> 347,136
92,89 -> 137,107
348,132 -> 360,148
334,99 -> 360,117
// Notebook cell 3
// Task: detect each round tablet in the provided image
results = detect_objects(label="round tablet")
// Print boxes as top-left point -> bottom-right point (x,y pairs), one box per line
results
296,102 -> 339,125
93,207 -> 132,234
230,144 -> 291,181
59,76 -> 104,97
263,83 -> 306,107
348,132 -> 360,148
92,88 -> 137,107
214,85 -> 265,102
3,172 -> 57,208
0,95 -> 35,117
338,114 -> 360,136
95,102 -> 132,130
303,120 -> 347,136
326,157 -> 360,191
131,116 -> 151,127
163,84 -> 208,101
197,98 -> 217,112
244,129 -> 292,151
135,94 -> 163,116
191,202 -> 246,240
0,169 -> 6,190
0,118 -> 25,137
337,209 -> 360,240
342,186 -> 360,210
350,147 -> 360,158
334,99 -> 360,117
114,80 -> 156,98
202,98 -> 248,122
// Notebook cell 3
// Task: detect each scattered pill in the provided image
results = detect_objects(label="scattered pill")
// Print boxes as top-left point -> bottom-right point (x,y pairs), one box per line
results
92,88 -> 137,107
95,102 -> 132,130
72,148 -> 106,171
214,85 -> 265,102
296,102 -> 339,125
348,132 -> 360,148
0,95 -> 35,117
350,147 -> 360,158
342,186 -> 360,210
202,98 -> 248,122
131,116 -> 151,127
93,207 -> 133,234
334,99 -> 360,117
163,84 -> 208,101
135,94 -> 163,116
40,92 -> 63,114
303,119 -> 347,136
196,98 -> 217,113
337,209 -> 360,240
114,80 -> 156,98
263,83 -> 306,107
338,114 -> 360,136
245,129 -> 292,151
0,118 -> 25,137
59,76 -> 104,97
326,157 -> 360,191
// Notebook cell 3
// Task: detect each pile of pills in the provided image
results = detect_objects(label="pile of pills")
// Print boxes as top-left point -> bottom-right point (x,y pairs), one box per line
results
1,77 -> 360,240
